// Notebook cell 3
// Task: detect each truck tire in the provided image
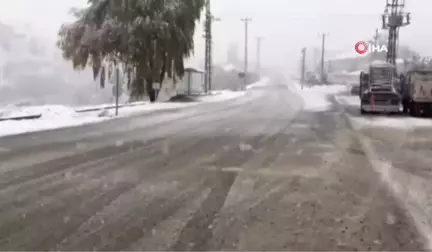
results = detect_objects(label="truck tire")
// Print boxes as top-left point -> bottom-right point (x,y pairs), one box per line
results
402,99 -> 409,114
360,100 -> 367,114
399,74 -> 406,95
410,102 -> 420,117
423,107 -> 431,117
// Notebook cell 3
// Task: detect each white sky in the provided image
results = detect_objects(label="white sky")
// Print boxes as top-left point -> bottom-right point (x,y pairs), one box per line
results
0,0 -> 430,72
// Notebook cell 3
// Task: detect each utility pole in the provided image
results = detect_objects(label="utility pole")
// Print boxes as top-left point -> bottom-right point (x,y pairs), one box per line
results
115,67 -> 119,116
301,47 -> 306,89
241,17 -> 252,90
382,0 -> 410,65
319,33 -> 329,85
256,37 -> 263,76
373,28 -> 379,44
203,0 -> 220,93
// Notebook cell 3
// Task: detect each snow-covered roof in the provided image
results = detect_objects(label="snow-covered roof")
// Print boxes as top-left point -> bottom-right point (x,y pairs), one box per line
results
222,64 -> 238,72
330,51 -> 368,61
184,67 -> 205,73
348,70 -> 362,75
183,58 -> 203,72
370,60 -> 394,67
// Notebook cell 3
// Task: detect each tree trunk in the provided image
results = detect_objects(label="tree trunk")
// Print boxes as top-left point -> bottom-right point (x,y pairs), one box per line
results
146,77 -> 156,102
130,65 -> 146,101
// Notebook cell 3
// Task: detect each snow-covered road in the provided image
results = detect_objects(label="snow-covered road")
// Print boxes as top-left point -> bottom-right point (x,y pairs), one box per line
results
0,77 -> 425,251
289,81 -> 348,111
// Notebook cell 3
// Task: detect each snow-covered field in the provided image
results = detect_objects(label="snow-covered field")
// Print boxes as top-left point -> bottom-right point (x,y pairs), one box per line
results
289,81 -> 348,111
0,88 -> 247,137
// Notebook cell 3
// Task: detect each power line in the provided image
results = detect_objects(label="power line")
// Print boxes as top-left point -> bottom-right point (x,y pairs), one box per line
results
216,12 -> 386,18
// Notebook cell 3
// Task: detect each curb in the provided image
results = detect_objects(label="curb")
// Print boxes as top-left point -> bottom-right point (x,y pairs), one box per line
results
0,114 -> 42,122
75,102 -> 147,113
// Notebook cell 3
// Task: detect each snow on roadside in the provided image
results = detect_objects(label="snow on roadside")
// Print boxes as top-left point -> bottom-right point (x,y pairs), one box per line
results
336,95 -> 432,129
75,101 -> 148,112
200,90 -> 246,102
289,81 -> 348,111
0,88 -> 247,137
334,95 -> 359,107
0,104 -> 75,118
350,116 -> 432,130
99,89 -> 248,117
357,133 -> 432,251
0,108 -> 107,137
222,64 -> 237,72
246,77 -> 270,89
99,101 -> 197,117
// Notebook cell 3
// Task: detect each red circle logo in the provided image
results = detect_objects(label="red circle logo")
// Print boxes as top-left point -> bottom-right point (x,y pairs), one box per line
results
355,41 -> 368,54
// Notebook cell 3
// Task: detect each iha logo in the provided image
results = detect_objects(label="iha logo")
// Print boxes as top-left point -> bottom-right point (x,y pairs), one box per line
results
355,41 -> 388,55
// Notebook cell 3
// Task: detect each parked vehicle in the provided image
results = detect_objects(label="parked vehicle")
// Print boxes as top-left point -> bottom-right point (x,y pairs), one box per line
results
401,69 -> 432,117
359,61 -> 402,114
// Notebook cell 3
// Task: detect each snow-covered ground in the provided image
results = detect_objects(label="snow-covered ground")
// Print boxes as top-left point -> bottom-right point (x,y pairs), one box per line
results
289,81 -> 348,111
75,101 -> 148,112
0,105 -> 109,137
288,80 -> 432,129
222,64 -> 237,72
291,80 -> 432,248
336,95 -> 432,129
205,89 -> 246,102
246,77 -> 270,89
0,88 -> 248,137
335,96 -> 432,249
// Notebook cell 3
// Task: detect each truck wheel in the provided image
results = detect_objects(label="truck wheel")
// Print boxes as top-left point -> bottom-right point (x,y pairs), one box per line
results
360,100 -> 366,114
409,103 -> 415,116
410,103 -> 420,117
402,100 -> 409,114
423,108 -> 430,117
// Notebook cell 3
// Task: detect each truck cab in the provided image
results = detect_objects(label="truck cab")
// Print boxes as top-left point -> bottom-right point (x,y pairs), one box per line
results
402,69 -> 432,117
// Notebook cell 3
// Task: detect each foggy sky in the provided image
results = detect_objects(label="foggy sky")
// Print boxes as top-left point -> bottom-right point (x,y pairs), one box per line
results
0,0 -> 430,72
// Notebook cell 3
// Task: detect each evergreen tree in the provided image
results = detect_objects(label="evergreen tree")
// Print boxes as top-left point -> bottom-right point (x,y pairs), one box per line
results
57,0 -> 205,102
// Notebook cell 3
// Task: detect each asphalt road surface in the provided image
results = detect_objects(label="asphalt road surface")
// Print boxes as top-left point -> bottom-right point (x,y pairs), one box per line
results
0,77 -> 427,251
